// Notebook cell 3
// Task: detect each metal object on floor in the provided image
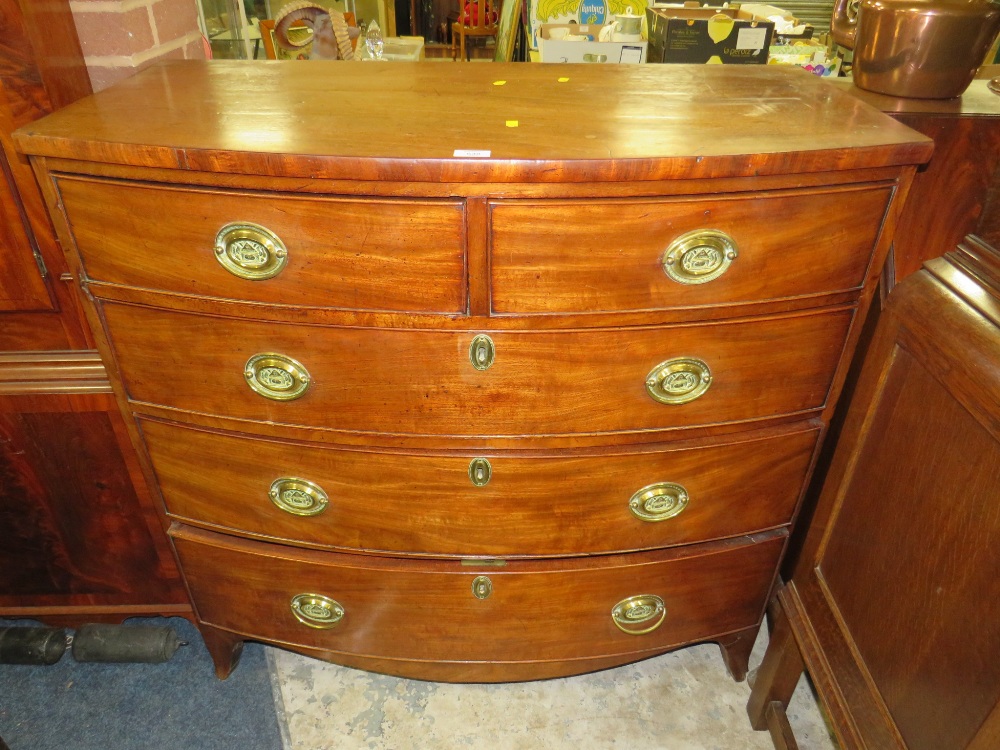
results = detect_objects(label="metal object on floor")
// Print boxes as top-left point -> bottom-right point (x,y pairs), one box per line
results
71,624 -> 183,664
0,626 -> 68,665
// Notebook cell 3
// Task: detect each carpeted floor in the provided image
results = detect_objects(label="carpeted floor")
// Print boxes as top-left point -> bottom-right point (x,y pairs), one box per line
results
0,617 -> 282,750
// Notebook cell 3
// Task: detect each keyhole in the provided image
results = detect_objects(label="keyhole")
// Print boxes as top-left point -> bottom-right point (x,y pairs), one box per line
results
469,334 -> 495,370
468,457 -> 492,486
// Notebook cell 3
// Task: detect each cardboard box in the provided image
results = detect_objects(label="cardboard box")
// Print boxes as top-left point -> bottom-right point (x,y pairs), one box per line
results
528,0 -> 652,50
538,24 -> 648,63
645,5 -> 774,64
738,4 -> 813,44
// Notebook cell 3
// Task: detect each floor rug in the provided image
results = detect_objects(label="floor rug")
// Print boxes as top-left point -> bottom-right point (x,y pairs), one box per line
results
0,617 -> 283,750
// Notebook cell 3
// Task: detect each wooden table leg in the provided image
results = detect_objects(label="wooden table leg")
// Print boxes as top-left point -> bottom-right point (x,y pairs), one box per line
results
718,624 -> 759,682
747,597 -> 805,733
200,624 -> 244,680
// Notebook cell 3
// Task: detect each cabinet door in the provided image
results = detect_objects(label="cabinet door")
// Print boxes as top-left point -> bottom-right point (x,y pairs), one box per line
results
0,143 -> 53,311
0,391 -> 187,609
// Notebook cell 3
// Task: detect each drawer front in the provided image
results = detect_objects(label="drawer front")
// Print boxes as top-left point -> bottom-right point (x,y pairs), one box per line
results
57,176 -> 467,313
105,303 -> 852,435
173,526 -> 784,663
143,419 -> 819,555
490,186 -> 893,314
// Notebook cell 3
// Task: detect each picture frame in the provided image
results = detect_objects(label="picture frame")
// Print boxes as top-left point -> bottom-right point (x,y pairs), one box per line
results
259,18 -> 315,60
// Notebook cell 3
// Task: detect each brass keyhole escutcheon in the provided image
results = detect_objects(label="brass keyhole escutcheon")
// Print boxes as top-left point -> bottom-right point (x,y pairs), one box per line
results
244,353 -> 311,401
611,594 -> 666,635
629,482 -> 689,522
645,357 -> 712,405
468,458 -> 492,487
661,229 -> 738,285
215,222 -> 288,280
270,477 -> 329,516
290,593 -> 345,629
472,575 -> 493,599
469,334 -> 495,371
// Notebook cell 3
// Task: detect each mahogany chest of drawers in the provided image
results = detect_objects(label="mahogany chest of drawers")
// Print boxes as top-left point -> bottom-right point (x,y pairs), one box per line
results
15,61 -> 931,681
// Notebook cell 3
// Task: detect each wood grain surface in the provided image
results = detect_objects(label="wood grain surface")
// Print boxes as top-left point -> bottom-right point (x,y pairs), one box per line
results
752,237 -> 1000,750
173,524 -> 785,672
58,175 -> 469,313
19,62 -> 932,680
14,61 -> 933,182
489,184 -> 893,314
102,301 -> 853,437
141,417 -> 820,556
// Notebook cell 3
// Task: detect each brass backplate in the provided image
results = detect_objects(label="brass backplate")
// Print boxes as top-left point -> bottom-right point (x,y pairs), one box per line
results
645,357 -> 712,405
611,594 -> 666,635
661,229 -> 738,285
244,352 -> 311,401
290,593 -> 344,629
215,222 -> 288,280
629,482 -> 689,522
270,477 -> 329,516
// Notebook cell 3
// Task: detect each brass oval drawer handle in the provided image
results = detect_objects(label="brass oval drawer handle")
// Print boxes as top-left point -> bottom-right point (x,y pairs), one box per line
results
290,593 -> 344,629
611,594 -> 666,635
662,229 -> 738,285
215,222 -> 288,280
244,353 -> 311,401
269,477 -> 329,516
629,482 -> 689,522
645,357 -> 712,405
469,334 -> 495,371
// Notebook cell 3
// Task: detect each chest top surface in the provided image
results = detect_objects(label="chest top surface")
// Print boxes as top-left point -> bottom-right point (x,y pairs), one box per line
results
14,61 -> 932,182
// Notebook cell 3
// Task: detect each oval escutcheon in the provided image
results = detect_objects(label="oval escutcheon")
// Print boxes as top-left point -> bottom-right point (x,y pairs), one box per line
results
629,482 -> 689,522
469,334 -> 495,371
468,457 -> 492,487
661,229 -> 738,285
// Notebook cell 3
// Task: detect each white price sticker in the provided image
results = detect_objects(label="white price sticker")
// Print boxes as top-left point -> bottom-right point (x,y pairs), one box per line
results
736,27 -> 767,50
453,149 -> 492,158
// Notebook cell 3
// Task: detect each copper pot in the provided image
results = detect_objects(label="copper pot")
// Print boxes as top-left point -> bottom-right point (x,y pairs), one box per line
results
852,0 -> 1000,98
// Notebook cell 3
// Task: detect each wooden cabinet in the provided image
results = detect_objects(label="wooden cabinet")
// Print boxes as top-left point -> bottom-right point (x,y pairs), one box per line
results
15,61 -> 931,680
840,77 -> 1000,286
748,235 -> 1000,750
0,0 -> 188,622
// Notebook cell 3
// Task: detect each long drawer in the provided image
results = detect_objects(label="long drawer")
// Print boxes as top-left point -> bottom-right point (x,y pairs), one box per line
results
105,302 -> 853,435
490,185 -> 893,314
172,525 -> 785,665
142,418 -> 819,556
56,175 -> 468,314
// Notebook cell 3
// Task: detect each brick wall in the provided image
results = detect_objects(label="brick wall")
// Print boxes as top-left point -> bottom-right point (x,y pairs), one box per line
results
70,0 -> 206,92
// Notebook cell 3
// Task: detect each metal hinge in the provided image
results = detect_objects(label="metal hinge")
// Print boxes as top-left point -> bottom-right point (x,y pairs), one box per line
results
32,246 -> 48,278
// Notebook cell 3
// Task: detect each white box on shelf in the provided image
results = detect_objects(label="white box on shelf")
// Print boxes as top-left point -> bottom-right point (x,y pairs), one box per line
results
538,24 -> 648,63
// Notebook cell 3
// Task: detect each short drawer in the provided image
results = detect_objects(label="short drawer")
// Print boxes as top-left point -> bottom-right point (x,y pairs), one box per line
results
142,418 -> 819,555
105,303 -> 853,436
56,176 -> 467,313
490,185 -> 893,314
172,525 -> 784,664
